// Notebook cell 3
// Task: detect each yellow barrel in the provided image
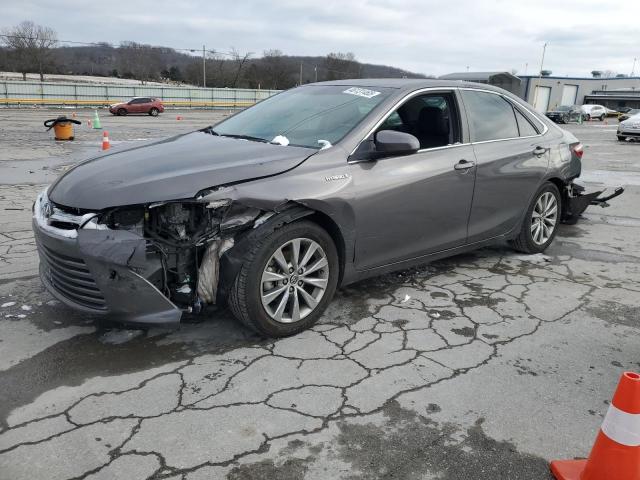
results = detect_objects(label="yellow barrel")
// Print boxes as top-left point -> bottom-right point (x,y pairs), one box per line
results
53,121 -> 74,140
44,116 -> 80,141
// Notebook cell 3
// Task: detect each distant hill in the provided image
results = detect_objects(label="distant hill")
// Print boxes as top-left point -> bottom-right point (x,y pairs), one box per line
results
0,43 -> 430,89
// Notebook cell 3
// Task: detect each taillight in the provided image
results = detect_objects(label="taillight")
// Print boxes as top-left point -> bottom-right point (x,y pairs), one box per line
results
572,143 -> 584,159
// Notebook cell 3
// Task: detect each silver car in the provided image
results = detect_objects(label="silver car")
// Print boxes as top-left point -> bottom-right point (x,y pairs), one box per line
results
618,114 -> 640,141
33,79 -> 600,337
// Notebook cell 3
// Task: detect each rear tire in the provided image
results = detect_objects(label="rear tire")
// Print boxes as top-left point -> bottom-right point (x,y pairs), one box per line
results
510,182 -> 561,254
228,220 -> 339,337
149,107 -> 159,116
117,108 -> 127,116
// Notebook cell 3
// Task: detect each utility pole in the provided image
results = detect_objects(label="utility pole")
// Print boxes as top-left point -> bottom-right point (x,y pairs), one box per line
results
632,58 -> 637,77
299,62 -> 303,85
203,45 -> 206,88
532,42 -> 548,110
314,65 -> 318,83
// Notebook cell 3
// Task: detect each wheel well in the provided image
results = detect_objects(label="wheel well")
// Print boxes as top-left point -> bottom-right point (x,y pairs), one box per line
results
545,177 -> 568,213
305,211 -> 346,284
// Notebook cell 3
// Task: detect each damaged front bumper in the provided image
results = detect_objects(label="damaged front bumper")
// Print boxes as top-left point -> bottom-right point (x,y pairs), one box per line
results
563,182 -> 625,225
33,191 -> 183,325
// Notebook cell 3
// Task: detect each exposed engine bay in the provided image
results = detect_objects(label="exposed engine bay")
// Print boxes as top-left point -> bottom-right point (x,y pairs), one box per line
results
33,187 -> 278,321
96,200 -> 265,313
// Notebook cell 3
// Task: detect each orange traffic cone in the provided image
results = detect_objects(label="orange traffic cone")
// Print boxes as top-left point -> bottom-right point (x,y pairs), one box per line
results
551,371 -> 640,480
102,131 -> 110,150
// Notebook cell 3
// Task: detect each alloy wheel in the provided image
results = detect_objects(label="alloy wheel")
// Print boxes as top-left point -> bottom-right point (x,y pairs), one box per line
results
261,238 -> 329,323
531,191 -> 558,245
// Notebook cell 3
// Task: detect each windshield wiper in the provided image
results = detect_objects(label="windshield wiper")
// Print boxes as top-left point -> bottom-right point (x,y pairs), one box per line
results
202,126 -> 220,135
219,133 -> 271,143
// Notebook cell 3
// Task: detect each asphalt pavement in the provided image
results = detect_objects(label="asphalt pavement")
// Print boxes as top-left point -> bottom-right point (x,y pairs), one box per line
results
0,109 -> 638,480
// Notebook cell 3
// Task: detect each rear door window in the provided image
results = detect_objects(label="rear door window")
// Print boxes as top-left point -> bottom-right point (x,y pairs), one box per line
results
461,90 -> 519,142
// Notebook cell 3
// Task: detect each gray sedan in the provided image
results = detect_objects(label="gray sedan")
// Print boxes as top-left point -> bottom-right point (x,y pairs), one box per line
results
33,79 -> 596,337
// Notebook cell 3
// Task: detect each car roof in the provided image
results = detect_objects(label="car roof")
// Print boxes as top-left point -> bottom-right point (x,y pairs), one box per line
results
309,78 -> 507,94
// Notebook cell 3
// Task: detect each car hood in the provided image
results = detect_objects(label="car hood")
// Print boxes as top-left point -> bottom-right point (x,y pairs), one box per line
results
48,131 -> 316,210
109,103 -> 126,108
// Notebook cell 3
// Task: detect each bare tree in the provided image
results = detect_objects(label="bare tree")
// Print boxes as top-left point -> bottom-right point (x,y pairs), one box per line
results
117,42 -> 164,83
230,47 -> 253,87
1,21 -> 58,81
261,49 -> 293,89
324,52 -> 360,80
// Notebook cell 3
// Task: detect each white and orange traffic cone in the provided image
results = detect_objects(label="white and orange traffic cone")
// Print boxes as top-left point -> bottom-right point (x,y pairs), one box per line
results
551,371 -> 640,480
101,131 -> 110,150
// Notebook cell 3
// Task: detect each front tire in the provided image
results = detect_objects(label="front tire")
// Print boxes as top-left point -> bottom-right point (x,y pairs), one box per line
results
617,136 -> 626,141
510,183 -> 561,254
599,114 -> 605,121
228,220 -> 339,337
117,108 -> 127,116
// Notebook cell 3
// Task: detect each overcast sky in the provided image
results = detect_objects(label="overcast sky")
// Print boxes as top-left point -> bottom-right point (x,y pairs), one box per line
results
3,0 -> 639,77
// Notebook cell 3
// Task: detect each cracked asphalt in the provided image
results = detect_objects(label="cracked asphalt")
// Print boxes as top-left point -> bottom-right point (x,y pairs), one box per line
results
1,109 -> 639,480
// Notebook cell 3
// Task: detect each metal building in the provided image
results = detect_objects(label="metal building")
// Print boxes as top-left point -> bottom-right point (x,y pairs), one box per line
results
518,75 -> 640,112
440,71 -> 640,112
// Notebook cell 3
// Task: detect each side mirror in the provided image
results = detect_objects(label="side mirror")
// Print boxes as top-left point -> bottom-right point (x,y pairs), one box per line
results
375,130 -> 420,157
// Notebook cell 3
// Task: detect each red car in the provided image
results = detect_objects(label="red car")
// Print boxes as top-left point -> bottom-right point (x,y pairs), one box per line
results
109,97 -> 164,116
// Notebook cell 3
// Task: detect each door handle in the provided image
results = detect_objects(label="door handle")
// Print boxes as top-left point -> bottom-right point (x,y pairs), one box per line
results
533,146 -> 548,156
454,159 -> 476,171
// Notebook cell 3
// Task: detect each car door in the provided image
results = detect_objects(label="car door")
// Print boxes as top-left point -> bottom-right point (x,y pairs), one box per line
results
129,98 -> 145,113
140,98 -> 153,113
460,88 -> 550,243
349,90 -> 477,270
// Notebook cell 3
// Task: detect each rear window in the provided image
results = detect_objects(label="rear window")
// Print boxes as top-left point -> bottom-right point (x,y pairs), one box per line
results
461,90 -> 519,142
514,108 -> 539,137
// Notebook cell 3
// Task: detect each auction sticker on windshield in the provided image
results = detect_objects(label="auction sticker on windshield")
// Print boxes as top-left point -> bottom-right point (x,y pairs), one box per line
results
343,87 -> 381,99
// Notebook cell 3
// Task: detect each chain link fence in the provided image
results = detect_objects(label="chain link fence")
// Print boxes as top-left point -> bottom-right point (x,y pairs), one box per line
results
0,81 -> 280,109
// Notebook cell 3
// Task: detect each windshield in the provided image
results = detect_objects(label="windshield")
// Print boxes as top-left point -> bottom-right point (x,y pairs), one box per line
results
213,85 -> 393,149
